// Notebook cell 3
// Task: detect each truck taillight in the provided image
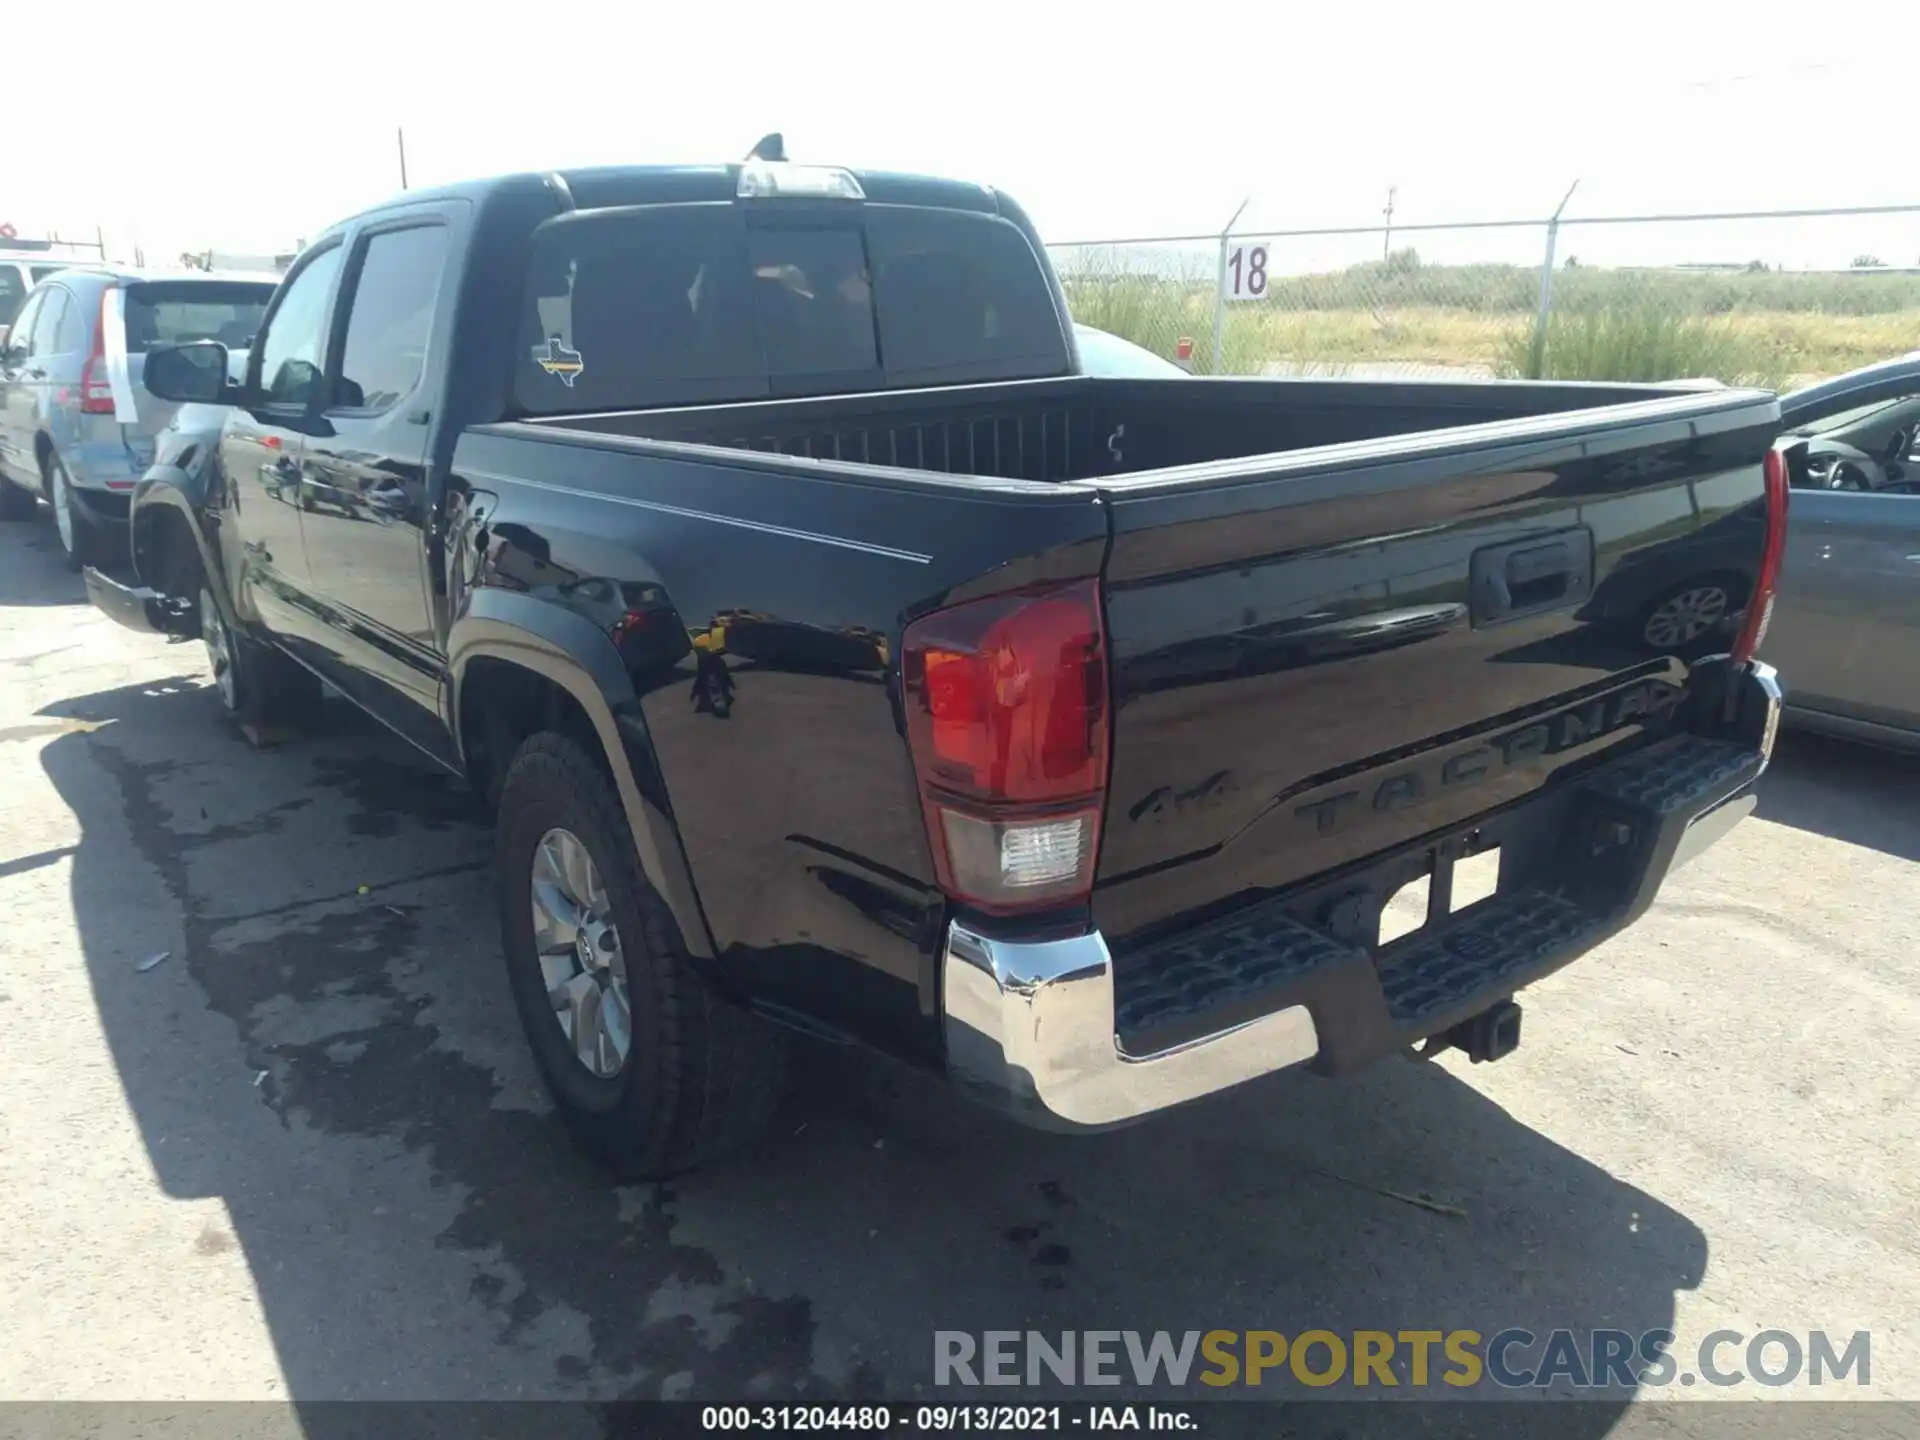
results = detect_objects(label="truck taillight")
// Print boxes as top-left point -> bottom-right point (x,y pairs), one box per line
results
79,287 -> 116,415
901,579 -> 1110,915
1730,445 -> 1790,666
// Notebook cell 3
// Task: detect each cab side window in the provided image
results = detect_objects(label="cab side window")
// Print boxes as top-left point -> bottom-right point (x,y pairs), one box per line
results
333,225 -> 448,412
254,247 -> 344,408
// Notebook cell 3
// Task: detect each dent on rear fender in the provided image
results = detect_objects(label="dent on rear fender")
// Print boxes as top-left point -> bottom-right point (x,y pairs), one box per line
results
450,590 -> 717,964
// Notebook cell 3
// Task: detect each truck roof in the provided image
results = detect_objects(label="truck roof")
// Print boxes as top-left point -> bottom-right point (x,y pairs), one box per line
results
352,162 -> 1009,227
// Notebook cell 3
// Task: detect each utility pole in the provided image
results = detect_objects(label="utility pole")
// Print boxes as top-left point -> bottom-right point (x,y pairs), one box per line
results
1382,185 -> 1397,261
1527,179 -> 1582,379
397,127 -> 410,191
1210,196 -> 1252,376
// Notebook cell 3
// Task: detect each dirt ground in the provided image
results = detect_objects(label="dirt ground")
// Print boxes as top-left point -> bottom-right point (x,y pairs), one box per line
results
1,517 -> 1914,1435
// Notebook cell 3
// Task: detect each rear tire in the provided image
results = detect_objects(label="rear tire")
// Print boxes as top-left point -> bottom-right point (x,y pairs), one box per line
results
0,477 -> 36,522
495,731 -> 786,1178
45,456 -> 101,571
198,583 -> 321,726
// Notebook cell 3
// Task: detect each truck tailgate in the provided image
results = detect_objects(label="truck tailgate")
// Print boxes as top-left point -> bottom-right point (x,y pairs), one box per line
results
1088,391 -> 1781,951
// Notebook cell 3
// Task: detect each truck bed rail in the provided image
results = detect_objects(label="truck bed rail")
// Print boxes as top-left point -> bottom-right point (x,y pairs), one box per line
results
553,384 -> 1100,484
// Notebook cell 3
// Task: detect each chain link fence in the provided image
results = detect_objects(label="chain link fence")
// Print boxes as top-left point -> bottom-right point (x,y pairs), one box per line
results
1048,204 -> 1920,388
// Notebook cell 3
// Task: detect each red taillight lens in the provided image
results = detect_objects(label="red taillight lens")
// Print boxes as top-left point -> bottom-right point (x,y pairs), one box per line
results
79,287 -> 116,415
1731,445 -> 1790,666
902,579 -> 1110,915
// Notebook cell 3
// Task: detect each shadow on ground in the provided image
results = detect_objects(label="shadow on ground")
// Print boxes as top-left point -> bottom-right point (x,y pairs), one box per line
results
0,504 -> 128,607
36,667 -> 1705,1432
1755,730 -> 1920,862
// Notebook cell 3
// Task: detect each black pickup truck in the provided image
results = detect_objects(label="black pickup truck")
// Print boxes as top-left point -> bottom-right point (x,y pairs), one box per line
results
87,155 -> 1787,1177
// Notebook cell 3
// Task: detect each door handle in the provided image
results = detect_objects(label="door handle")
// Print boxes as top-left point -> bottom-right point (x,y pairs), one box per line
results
1469,528 -> 1595,626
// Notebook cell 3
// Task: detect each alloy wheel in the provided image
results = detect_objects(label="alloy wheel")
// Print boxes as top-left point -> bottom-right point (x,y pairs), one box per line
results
1643,585 -> 1729,650
50,464 -> 75,556
530,827 -> 632,1079
200,587 -> 237,710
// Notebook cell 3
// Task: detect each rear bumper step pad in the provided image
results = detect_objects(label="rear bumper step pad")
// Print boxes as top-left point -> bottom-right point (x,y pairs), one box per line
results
1112,729 -> 1765,1074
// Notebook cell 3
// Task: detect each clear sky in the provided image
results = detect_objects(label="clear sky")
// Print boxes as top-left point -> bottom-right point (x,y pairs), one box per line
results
8,0 -> 1919,270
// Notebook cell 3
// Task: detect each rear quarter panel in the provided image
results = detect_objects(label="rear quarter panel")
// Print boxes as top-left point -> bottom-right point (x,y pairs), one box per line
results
449,426 -> 1108,1062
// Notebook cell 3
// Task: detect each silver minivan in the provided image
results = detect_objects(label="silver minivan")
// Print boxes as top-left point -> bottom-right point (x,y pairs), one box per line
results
0,268 -> 275,567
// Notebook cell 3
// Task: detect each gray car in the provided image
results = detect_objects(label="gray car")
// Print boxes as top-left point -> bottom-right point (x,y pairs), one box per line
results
1072,323 -> 1188,377
0,267 -> 275,568
1762,353 -> 1920,751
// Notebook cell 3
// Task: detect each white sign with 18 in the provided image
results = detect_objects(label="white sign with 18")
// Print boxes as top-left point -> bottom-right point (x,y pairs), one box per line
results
1221,242 -> 1272,302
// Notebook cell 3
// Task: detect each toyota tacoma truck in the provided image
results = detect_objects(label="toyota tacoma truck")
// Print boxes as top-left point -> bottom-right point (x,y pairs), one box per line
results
86,152 -> 1787,1177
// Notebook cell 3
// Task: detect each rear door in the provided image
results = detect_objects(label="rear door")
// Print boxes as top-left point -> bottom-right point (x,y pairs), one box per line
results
1087,390 -> 1782,951
1769,489 -> 1920,727
1,287 -> 67,482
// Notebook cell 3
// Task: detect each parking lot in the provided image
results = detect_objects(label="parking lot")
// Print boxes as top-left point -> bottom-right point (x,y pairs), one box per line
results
1,516 -> 1916,1426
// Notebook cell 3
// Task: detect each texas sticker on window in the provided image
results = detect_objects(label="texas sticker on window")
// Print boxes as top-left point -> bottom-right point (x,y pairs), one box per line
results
531,336 -> 583,387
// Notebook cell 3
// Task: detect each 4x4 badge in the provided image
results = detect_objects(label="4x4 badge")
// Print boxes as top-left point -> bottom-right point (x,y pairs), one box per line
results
532,336 -> 584,387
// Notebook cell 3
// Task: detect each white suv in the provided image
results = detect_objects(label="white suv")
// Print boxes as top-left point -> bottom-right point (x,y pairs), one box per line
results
0,255 -> 73,345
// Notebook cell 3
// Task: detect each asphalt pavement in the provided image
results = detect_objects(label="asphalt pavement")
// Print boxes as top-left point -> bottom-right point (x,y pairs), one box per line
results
1,514 -> 1915,1433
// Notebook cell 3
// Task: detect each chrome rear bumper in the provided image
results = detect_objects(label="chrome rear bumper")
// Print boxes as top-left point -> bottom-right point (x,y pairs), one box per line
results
942,660 -> 1781,1131
942,925 -> 1320,1131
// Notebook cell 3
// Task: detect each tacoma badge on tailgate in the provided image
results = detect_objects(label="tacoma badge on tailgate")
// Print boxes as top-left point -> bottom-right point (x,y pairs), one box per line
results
1293,678 -> 1682,835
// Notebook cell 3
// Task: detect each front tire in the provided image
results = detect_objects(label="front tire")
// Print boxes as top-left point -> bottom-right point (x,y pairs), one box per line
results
495,731 -> 785,1178
198,584 -> 321,725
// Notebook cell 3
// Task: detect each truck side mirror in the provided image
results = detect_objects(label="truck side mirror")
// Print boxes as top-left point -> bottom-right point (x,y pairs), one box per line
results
145,341 -> 234,404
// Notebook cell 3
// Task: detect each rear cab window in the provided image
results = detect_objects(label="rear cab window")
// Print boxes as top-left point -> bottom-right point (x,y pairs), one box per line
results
513,200 -> 1068,414
123,281 -> 275,353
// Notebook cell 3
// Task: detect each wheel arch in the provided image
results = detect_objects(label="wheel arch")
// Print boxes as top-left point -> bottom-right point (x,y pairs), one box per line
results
448,590 -> 715,962
129,477 -> 223,605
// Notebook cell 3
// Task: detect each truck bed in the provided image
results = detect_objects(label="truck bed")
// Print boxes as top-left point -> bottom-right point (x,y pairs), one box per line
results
526,373 -> 1721,487
491,371 -> 1781,972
